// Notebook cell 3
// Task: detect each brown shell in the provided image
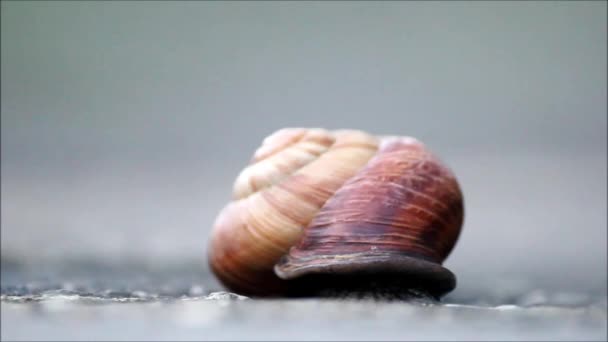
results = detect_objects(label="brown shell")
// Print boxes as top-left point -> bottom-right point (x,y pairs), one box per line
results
208,129 -> 464,297
274,136 -> 464,297
208,128 -> 379,295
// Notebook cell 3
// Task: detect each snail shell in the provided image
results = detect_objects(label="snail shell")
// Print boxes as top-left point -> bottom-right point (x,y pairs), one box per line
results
208,128 -> 464,297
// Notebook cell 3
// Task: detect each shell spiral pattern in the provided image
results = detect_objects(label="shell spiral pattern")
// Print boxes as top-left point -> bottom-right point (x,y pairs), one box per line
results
208,128 -> 464,297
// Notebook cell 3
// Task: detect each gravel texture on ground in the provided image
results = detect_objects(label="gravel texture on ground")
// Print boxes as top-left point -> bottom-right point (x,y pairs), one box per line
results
2,263 -> 606,341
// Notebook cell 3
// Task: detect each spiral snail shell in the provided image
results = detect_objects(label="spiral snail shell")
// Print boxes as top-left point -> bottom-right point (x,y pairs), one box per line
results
208,128 -> 464,299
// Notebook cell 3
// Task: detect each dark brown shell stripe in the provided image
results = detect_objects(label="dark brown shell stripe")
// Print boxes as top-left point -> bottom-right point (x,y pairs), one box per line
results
282,139 -> 463,267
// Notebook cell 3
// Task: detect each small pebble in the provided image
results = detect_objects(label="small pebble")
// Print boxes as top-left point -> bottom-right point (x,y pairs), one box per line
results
495,305 -> 520,311
204,291 -> 248,300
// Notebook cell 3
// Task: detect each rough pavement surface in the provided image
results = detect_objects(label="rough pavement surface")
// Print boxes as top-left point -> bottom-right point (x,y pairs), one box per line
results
1,264 -> 606,341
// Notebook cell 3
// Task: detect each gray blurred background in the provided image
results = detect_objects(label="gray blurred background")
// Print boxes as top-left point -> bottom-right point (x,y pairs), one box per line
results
1,1 -> 606,300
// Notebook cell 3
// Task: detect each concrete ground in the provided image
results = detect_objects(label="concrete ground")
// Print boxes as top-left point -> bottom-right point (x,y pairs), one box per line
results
2,299 -> 606,341
1,262 -> 606,341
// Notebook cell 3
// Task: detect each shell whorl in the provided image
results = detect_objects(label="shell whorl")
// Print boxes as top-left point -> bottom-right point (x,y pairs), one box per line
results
274,137 -> 463,295
209,128 -> 379,295
208,128 -> 464,297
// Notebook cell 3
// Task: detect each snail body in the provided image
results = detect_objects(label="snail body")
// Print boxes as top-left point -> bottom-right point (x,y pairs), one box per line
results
208,128 -> 464,299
